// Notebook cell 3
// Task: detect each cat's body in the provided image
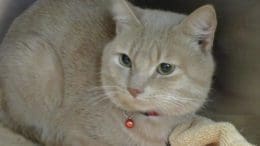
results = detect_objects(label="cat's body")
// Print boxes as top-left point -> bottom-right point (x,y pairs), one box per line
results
0,0 -> 112,144
0,0 -> 217,145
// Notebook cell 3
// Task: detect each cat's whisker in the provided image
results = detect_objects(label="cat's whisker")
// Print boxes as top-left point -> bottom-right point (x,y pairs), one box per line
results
91,96 -> 109,105
153,94 -> 199,102
84,91 -> 113,105
85,86 -> 126,94
154,100 -> 184,114
150,95 -> 199,112
144,95 -> 185,109
149,88 -> 204,101
162,98 -> 186,108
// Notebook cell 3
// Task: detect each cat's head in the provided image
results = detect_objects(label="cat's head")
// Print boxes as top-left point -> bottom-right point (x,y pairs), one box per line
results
101,0 -> 217,116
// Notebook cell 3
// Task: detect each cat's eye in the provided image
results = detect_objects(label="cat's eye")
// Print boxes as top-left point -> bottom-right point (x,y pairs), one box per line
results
119,54 -> 132,68
157,63 -> 175,75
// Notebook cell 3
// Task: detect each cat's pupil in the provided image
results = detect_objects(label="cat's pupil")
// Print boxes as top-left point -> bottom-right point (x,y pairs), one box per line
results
119,54 -> 132,68
157,63 -> 175,75
161,63 -> 171,72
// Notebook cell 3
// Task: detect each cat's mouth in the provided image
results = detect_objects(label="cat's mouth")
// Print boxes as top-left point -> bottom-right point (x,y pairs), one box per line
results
109,93 -> 163,115
105,88 -> 191,116
142,111 -> 159,116
109,92 -> 199,117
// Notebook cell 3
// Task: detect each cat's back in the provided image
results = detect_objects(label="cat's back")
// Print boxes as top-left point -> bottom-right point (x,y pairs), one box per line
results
0,0 -> 115,140
0,0 -> 115,98
1,0 -> 114,90
4,0 -> 113,49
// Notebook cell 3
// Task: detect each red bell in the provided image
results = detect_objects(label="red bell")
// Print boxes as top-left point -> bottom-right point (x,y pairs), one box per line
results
125,118 -> 134,128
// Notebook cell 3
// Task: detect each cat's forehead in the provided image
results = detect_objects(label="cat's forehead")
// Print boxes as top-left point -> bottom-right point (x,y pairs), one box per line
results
131,10 -> 189,50
129,33 -> 184,66
140,9 -> 186,31
114,10 -> 193,62
132,28 -> 185,56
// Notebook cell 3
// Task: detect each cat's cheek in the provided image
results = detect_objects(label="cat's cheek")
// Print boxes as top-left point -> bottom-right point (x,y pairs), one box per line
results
107,93 -> 132,110
113,101 -> 136,111
178,101 -> 204,115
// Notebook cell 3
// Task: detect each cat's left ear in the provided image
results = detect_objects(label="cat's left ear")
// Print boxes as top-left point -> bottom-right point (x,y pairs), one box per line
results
181,5 -> 217,52
110,0 -> 142,34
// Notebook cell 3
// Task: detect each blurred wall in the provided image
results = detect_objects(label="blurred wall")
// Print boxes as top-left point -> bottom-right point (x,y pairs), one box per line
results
0,0 -> 36,42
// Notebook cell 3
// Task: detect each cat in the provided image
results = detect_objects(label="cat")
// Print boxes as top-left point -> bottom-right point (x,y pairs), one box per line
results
0,0 -> 217,145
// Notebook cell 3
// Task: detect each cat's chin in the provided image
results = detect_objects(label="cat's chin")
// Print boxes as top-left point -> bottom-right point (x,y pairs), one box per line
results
109,98 -> 176,116
112,100 -> 198,118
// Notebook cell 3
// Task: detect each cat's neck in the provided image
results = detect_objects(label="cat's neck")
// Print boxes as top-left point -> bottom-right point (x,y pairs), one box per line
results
110,103 -> 193,145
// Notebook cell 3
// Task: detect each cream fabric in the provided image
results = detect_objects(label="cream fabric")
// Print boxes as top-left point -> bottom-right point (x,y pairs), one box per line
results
169,116 -> 255,146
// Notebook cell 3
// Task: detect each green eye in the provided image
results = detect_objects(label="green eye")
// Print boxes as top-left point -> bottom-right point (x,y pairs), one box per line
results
119,54 -> 132,68
157,63 -> 175,75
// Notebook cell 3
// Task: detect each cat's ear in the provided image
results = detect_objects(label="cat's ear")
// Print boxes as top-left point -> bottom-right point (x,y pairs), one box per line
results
181,5 -> 217,52
110,0 -> 142,34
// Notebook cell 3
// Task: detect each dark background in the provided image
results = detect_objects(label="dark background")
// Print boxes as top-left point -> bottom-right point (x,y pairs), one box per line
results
0,0 -> 259,144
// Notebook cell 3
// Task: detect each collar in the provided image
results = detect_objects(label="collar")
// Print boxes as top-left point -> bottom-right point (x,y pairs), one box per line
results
143,111 -> 159,116
125,111 -> 159,129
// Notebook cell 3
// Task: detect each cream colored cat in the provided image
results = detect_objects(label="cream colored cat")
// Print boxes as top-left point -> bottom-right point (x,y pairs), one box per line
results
0,0 -> 217,145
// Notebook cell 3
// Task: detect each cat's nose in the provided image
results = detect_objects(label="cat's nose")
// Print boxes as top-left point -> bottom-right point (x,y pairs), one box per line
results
127,88 -> 143,98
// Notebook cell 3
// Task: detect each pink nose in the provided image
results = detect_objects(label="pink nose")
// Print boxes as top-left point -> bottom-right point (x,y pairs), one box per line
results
127,88 -> 143,98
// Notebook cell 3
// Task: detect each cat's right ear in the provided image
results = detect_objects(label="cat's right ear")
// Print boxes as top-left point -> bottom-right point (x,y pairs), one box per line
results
110,0 -> 142,34
181,5 -> 217,52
